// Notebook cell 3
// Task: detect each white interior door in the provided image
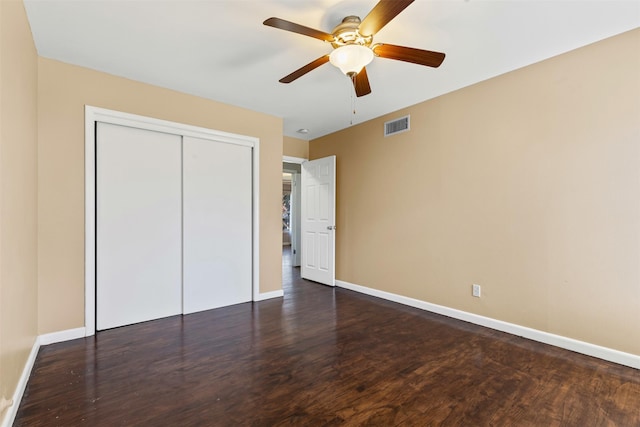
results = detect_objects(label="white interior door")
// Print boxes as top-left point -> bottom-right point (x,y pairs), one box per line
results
301,156 -> 336,285
182,136 -> 252,314
96,123 -> 182,330
291,172 -> 301,267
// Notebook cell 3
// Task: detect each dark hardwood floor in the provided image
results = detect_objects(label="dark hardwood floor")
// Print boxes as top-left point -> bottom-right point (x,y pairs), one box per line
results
15,248 -> 640,426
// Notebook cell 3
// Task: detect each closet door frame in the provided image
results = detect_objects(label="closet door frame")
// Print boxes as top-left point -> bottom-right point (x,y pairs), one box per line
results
84,105 -> 260,337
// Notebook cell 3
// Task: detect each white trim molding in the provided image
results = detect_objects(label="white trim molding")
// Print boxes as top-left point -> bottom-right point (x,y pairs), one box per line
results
39,327 -> 86,346
283,155 -> 307,164
1,328 -> 92,427
85,106 -> 261,336
1,339 -> 39,427
256,290 -> 285,301
336,280 -> 640,370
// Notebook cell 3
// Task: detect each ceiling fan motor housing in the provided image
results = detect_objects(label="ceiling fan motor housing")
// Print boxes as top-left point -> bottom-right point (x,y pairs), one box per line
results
331,16 -> 373,48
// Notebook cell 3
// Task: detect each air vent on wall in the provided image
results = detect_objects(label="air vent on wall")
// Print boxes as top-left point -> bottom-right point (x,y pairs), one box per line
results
384,115 -> 410,137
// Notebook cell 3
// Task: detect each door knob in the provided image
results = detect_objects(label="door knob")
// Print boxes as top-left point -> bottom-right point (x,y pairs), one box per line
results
326,225 -> 336,230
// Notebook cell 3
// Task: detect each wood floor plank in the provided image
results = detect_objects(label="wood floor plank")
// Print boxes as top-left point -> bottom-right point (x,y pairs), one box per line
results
14,248 -> 640,426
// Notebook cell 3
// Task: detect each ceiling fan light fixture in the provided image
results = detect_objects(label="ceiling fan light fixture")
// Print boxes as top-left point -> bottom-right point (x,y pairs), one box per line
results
329,45 -> 374,76
264,0 -> 446,96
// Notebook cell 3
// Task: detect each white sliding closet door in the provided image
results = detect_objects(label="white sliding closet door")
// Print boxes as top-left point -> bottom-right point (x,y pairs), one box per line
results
96,123 -> 182,330
182,136 -> 252,314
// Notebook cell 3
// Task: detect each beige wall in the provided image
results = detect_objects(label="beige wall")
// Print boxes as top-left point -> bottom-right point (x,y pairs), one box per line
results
38,58 -> 283,334
311,29 -> 640,356
283,136 -> 309,159
0,0 -> 39,421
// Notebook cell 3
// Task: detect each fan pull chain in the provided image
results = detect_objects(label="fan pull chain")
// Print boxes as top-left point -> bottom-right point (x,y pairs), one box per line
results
350,74 -> 356,126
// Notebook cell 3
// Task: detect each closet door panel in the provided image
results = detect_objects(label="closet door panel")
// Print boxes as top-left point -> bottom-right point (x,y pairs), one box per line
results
183,136 -> 252,314
96,123 -> 182,330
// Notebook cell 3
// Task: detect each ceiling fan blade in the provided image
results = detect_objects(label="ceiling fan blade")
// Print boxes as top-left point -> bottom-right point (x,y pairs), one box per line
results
263,17 -> 334,42
352,67 -> 372,97
358,0 -> 415,37
372,44 -> 445,68
279,55 -> 330,83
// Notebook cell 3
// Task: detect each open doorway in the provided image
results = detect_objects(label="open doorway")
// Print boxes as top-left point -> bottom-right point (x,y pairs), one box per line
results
282,171 -> 292,247
283,161 -> 302,267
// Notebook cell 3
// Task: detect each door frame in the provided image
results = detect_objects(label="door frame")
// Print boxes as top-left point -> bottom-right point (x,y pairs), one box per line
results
85,106 -> 260,336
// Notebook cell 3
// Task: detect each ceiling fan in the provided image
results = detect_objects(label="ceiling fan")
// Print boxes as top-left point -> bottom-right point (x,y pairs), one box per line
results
263,0 -> 446,97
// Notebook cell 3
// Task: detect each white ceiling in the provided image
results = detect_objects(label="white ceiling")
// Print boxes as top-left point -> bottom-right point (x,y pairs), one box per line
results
24,0 -> 640,141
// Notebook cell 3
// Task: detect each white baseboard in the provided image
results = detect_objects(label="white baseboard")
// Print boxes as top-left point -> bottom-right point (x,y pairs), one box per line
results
336,280 -> 640,370
1,338 -> 39,427
255,289 -> 284,301
38,327 -> 86,346
1,327 -> 87,427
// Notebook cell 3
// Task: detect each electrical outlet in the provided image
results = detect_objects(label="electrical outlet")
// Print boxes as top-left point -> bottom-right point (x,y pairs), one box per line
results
472,284 -> 481,298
